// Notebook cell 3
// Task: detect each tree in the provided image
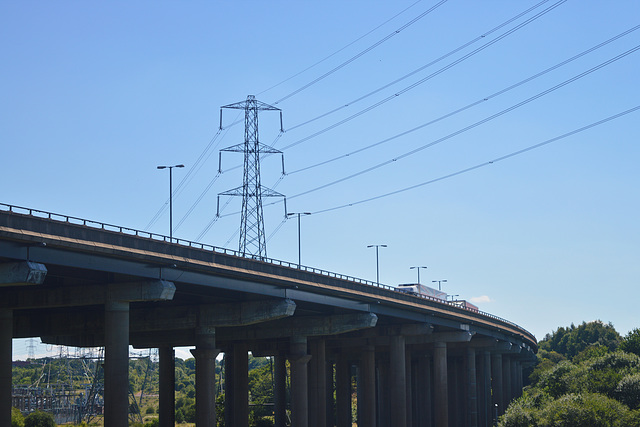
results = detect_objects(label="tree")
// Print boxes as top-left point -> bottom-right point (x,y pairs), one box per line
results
620,328 -> 640,357
539,321 -> 621,360
11,407 -> 25,427
24,410 -> 55,427
539,393 -> 632,427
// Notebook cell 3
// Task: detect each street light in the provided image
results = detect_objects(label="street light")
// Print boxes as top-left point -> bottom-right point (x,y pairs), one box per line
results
157,164 -> 184,241
286,212 -> 311,267
367,244 -> 387,285
448,294 -> 459,301
432,279 -> 447,291
410,266 -> 428,284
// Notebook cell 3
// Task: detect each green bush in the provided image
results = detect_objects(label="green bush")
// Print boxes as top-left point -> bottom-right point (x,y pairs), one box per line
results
538,393 -> 631,427
616,372 -> 640,409
580,351 -> 640,397
11,407 -> 25,427
24,410 -> 55,427
539,361 -> 579,397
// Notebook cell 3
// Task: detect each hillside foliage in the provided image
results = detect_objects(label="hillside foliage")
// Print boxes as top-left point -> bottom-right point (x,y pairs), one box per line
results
500,322 -> 640,426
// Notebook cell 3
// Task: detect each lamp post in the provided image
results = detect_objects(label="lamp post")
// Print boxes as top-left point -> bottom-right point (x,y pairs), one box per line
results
286,212 -> 310,267
432,279 -> 447,291
410,266 -> 428,284
367,244 -> 387,285
157,164 -> 184,241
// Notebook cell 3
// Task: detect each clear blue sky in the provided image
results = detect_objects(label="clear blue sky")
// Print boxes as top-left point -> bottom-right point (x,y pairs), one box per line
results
3,1 -> 639,360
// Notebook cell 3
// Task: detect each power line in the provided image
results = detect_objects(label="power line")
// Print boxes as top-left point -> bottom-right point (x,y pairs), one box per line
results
310,104 -> 640,215
258,0 -> 424,97
273,0 -> 449,105
278,0 -> 567,152
217,44 -> 640,222
284,43 -> 640,201
145,127 -> 223,231
286,0 -> 553,132
287,24 -> 640,176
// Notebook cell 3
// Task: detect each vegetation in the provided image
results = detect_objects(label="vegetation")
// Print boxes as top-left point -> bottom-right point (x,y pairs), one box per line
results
24,410 -> 56,427
500,320 -> 640,426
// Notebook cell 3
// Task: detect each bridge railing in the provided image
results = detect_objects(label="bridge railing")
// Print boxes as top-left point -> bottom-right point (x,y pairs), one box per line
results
0,202 -> 533,338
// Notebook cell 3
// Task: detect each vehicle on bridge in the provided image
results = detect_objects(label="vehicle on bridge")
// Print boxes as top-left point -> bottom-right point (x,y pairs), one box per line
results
396,283 -> 479,312
396,283 -> 447,300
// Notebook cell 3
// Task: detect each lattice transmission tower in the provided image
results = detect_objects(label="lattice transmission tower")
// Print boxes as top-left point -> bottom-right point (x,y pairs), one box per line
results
218,95 -> 285,258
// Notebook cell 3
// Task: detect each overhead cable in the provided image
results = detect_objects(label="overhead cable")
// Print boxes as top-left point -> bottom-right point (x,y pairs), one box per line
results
287,0 -> 553,132
285,44 -> 640,200
311,104 -> 640,215
288,24 -> 640,175
273,0 -> 449,105
145,128 -> 223,230
258,0 -> 424,97
278,0 -> 567,152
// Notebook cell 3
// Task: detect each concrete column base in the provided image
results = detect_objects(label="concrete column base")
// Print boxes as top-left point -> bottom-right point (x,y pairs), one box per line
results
0,309 -> 12,427
159,347 -> 175,427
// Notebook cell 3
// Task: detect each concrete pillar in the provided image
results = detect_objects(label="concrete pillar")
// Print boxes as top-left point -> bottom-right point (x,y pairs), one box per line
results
327,359 -> 336,426
433,342 -> 448,427
503,355 -> 512,410
104,300 -> 130,427
466,348 -> 478,427
190,328 -> 219,427
289,336 -> 311,427
405,350 -> 413,427
336,351 -> 351,427
389,335 -> 407,427
309,340 -> 327,427
491,353 -> 503,418
477,351 -> 491,427
360,345 -> 376,427
377,359 -> 390,426
0,309 -> 12,427
274,354 -> 287,427
448,357 -> 460,426
232,342 -> 249,426
512,359 -> 520,399
224,351 -> 234,427
417,354 -> 432,427
159,347 -> 176,427
517,361 -> 524,398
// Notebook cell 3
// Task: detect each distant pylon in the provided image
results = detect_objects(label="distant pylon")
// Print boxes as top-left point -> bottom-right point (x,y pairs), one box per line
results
218,95 -> 286,258
27,338 -> 36,360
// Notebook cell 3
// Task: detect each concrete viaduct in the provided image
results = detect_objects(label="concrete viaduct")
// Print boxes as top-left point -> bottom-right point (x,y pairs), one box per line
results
0,204 -> 537,426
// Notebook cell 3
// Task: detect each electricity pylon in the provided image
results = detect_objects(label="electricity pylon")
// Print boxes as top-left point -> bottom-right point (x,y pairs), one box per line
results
218,95 -> 285,259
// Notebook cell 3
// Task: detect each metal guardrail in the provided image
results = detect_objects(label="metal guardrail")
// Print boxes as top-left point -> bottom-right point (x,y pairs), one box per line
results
0,202 -> 535,340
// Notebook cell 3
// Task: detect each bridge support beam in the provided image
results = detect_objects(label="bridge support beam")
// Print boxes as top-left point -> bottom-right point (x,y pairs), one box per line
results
104,300 -> 130,427
433,342 -> 448,427
491,353 -> 503,418
336,351 -> 351,427
191,328 -> 219,427
274,354 -> 287,427
417,354 -> 432,427
466,348 -> 478,427
233,342 -> 249,426
289,336 -> 311,427
390,335 -> 407,427
309,339 -> 327,427
159,347 -> 175,427
503,355 -> 512,408
0,309 -> 11,427
359,345 -> 376,427
478,351 -> 491,427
